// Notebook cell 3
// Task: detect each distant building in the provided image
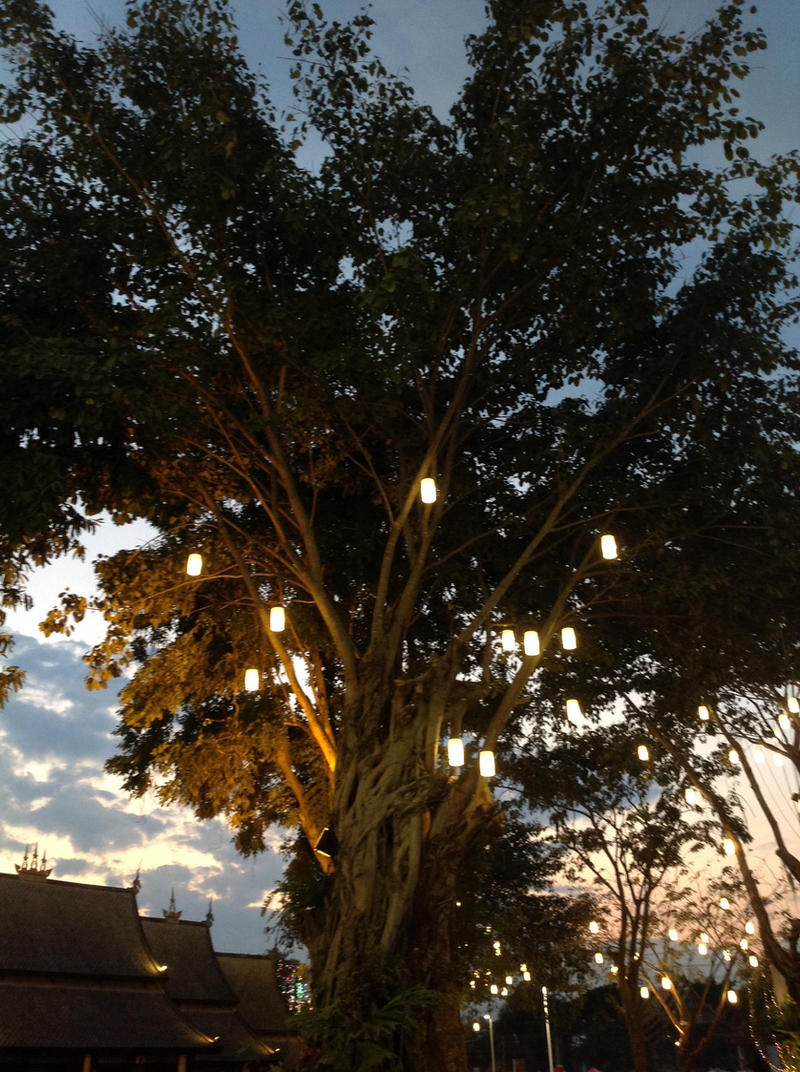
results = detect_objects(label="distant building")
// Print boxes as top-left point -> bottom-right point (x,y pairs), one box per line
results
0,859 -> 300,1070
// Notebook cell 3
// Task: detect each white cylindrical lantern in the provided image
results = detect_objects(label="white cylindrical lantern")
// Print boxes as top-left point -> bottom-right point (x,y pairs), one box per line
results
720,897 -> 731,910
724,838 -> 736,856
728,748 -> 740,765
244,668 -> 259,692
637,744 -> 649,762
749,954 -> 759,967
589,920 -> 599,934
788,696 -> 800,714
501,628 -> 515,652
186,553 -> 203,576
684,786 -> 698,805
697,704 -> 710,721
269,605 -> 285,632
745,920 -> 755,935
505,975 -> 512,985
566,699 -> 582,724
523,630 -> 540,656
698,942 -> 708,956
727,990 -> 738,1004
523,970 -> 531,982
420,477 -> 437,504
661,976 -> 672,991
740,937 -> 749,950
490,984 -> 498,995
561,626 -> 577,650
479,750 -> 496,777
447,737 -> 464,767
594,952 -> 603,965
668,928 -> 678,942
600,533 -> 618,560
640,986 -> 650,999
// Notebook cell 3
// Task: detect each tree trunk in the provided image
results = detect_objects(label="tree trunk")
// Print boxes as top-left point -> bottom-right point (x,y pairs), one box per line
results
301,684 -> 492,1071
617,978 -> 649,1072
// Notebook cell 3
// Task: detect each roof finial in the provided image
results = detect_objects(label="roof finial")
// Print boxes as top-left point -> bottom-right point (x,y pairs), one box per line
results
205,899 -> 214,928
163,888 -> 182,922
15,843 -> 52,881
130,866 -> 142,896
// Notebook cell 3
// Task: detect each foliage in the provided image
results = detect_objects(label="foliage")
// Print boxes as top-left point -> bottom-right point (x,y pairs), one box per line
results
2,0 -> 800,1066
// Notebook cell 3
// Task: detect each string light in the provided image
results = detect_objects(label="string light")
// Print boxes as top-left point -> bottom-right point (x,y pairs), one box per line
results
420,477 -> 437,503
523,630 -> 540,656
479,750 -> 496,777
447,738 -> 464,767
186,553 -> 203,576
244,668 -> 259,692
600,534 -> 618,559
561,626 -> 577,650
269,605 -> 286,632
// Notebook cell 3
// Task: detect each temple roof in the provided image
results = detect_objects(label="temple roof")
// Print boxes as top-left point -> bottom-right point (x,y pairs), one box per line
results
0,874 -> 160,979
141,917 -> 238,1004
216,953 -> 291,1036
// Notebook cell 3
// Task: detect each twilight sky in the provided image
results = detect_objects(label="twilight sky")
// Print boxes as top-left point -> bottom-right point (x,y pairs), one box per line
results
1,0 -> 799,955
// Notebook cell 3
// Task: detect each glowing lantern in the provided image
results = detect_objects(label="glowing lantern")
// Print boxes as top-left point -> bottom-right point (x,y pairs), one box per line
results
561,626 -> 577,650
740,937 -> 749,951
469,980 -> 476,990
637,744 -> 649,762
668,928 -> 678,942
661,976 -> 672,991
505,976 -> 513,985
523,630 -> 540,656
698,942 -> 708,956
594,952 -> 604,965
698,704 -> 710,721
720,897 -> 731,910
520,963 -> 527,973
727,990 -> 738,1005
788,696 -> 800,714
745,920 -> 755,935
640,986 -> 650,999
479,750 -> 496,777
186,553 -> 203,576
501,987 -> 508,996
589,920 -> 599,934
472,1019 -> 479,1029
269,605 -> 285,632
779,713 -> 792,733
244,668 -> 259,692
700,932 -> 710,943
723,949 -> 731,962
749,954 -> 759,967
566,699 -> 582,724
501,628 -> 515,652
684,787 -> 698,805
523,970 -> 531,982
600,533 -> 618,559
447,738 -> 464,767
420,478 -> 437,503
728,748 -> 739,765
723,838 -> 736,856
490,984 -> 498,995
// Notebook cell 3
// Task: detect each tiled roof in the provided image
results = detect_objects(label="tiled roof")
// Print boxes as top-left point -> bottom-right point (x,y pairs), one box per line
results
140,918 -> 237,1003
0,982 -> 209,1051
0,874 -> 158,978
216,953 -> 290,1034
181,1008 -> 276,1063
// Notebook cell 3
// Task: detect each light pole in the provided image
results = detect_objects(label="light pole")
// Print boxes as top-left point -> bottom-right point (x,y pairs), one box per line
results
542,986 -> 555,1072
472,1014 -> 496,1072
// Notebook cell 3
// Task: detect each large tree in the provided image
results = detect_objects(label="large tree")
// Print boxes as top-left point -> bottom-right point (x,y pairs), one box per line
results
2,0 -> 799,1068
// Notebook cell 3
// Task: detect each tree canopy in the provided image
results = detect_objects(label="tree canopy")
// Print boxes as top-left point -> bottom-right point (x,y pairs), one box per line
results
2,0 -> 800,1067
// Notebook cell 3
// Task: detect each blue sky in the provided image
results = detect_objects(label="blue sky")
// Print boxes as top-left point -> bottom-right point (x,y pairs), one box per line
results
2,0 -> 799,954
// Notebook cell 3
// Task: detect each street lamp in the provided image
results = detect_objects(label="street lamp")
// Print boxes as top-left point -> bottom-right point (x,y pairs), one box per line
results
542,986 -> 555,1072
483,1013 -> 496,1072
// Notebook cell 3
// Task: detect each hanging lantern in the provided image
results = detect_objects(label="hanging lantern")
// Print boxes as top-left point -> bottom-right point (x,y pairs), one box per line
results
420,477 -> 437,504
501,987 -> 508,997
479,750 -> 496,777
779,713 -> 792,733
186,553 -> 203,576
720,897 -> 731,910
745,920 -> 755,935
523,970 -> 531,982
566,699 -> 582,724
520,963 -> 527,973
600,534 -> 618,560
637,744 -> 649,762
661,976 -> 672,990
700,932 -> 710,944
723,838 -> 736,856
640,986 -> 650,999
788,696 -> 800,714
684,787 -> 698,805
727,990 -> 738,1005
244,668 -> 259,692
269,605 -> 286,632
728,748 -> 740,765
505,975 -> 513,985
668,928 -> 679,942
740,937 -> 749,950
594,952 -> 604,965
561,626 -> 577,650
523,630 -> 540,656
698,704 -> 710,721
749,954 -> 759,967
490,984 -> 498,995
589,920 -> 599,934
697,942 -> 708,956
501,628 -> 515,652
723,949 -> 731,962
447,737 -> 464,767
